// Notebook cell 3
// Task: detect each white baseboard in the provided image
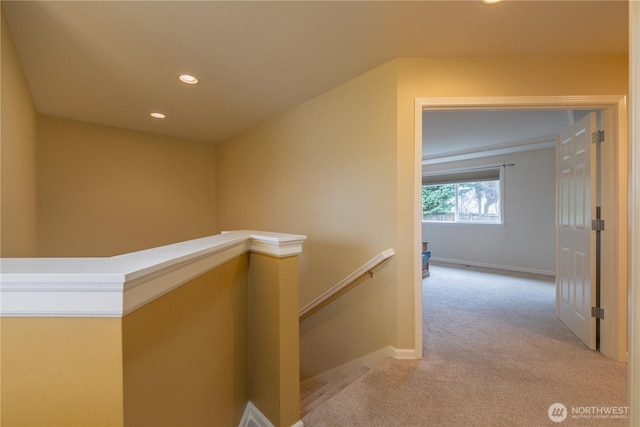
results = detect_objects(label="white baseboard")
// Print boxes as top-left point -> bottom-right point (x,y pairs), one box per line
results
239,401 -> 303,427
239,402 -> 272,427
430,257 -> 555,277
300,346 -> 394,390
393,348 -> 418,359
300,346 -> 419,390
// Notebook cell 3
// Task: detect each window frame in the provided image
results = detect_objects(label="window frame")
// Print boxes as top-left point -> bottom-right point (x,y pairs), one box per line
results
421,165 -> 505,225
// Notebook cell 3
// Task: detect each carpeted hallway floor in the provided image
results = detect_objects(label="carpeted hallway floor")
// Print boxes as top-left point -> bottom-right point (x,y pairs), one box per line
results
302,263 -> 628,426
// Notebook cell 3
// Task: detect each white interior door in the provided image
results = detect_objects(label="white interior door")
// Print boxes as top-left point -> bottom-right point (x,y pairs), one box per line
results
556,112 -> 597,350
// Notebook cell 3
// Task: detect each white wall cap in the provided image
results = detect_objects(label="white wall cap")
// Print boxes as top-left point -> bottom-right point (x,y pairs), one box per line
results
222,230 -> 307,257
1,231 -> 306,317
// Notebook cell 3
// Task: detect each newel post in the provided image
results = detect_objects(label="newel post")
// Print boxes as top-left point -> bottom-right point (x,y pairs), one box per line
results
246,232 -> 306,427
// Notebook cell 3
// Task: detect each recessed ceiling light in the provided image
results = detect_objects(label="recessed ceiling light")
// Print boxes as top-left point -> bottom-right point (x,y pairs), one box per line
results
150,112 -> 166,119
179,74 -> 199,85
482,0 -> 503,4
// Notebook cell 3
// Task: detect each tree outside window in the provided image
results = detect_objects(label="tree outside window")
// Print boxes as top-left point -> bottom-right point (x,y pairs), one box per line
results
422,180 -> 501,223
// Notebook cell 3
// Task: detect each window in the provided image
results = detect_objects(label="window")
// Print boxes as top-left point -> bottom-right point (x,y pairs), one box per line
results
422,167 -> 503,224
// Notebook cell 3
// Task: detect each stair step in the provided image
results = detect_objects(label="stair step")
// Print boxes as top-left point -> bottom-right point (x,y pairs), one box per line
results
300,366 -> 371,417
300,379 -> 329,404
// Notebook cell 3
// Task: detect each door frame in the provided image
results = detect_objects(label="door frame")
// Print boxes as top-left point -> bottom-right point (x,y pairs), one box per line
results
629,3 -> 640,424
414,95 -> 628,362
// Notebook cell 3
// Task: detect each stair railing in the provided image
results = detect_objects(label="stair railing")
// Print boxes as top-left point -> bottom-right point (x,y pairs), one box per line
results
298,248 -> 395,319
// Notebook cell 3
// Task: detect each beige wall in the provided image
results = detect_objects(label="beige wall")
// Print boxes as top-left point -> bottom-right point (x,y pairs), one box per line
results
1,8 -> 38,257
123,255 -> 249,427
2,6 -> 217,258
37,115 -> 216,257
1,317 -> 124,426
217,55 -> 628,380
216,62 -> 399,379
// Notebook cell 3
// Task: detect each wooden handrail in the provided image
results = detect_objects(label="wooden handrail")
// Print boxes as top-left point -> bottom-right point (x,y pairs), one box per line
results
298,248 -> 395,319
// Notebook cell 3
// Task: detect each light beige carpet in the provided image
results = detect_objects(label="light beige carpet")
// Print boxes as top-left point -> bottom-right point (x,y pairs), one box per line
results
302,263 -> 628,426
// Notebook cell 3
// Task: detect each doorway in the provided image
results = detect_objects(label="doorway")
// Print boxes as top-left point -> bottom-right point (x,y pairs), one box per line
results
413,96 -> 628,362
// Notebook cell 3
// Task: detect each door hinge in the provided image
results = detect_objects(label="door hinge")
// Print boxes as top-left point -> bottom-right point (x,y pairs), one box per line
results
591,306 -> 605,320
591,218 -> 605,231
592,130 -> 605,143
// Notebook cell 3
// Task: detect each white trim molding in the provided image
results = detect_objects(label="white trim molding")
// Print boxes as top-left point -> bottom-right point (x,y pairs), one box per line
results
223,230 -> 308,257
422,135 -> 556,165
0,231 -> 306,318
430,257 -> 555,278
628,1 -> 640,424
239,401 -> 303,427
300,346 -> 418,392
393,348 -> 418,360
300,346 -> 395,391
239,401 -> 274,427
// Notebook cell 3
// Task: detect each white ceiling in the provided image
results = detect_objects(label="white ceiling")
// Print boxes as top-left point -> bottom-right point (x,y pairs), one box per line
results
3,1 -> 628,146
422,109 -> 591,162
